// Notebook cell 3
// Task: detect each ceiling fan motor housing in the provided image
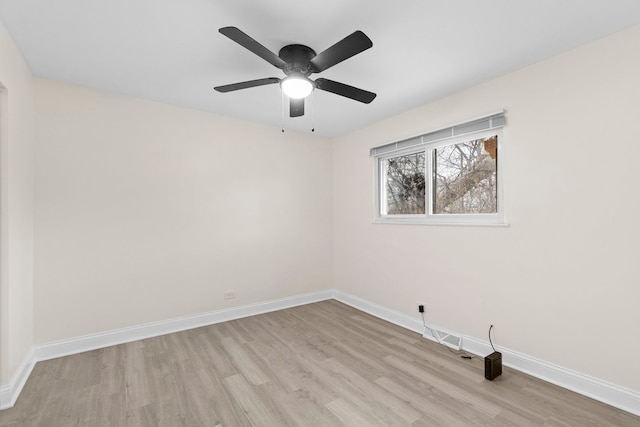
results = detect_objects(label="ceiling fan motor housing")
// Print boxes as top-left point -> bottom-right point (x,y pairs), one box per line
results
279,44 -> 317,76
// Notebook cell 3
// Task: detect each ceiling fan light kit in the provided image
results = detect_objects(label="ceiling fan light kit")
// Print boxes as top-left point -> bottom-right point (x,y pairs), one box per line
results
214,26 -> 376,118
280,75 -> 314,99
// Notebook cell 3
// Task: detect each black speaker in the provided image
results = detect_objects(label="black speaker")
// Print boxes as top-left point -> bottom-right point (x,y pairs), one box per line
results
485,351 -> 502,380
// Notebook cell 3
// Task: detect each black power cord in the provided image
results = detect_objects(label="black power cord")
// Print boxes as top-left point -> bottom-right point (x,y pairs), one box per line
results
489,324 -> 497,352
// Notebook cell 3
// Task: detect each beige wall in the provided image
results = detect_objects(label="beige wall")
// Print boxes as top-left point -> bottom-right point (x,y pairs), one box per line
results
0,21 -> 35,385
34,79 -> 332,343
332,25 -> 640,392
10,19 -> 639,401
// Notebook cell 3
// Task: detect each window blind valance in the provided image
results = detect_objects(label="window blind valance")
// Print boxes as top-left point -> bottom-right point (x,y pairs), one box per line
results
369,111 -> 505,157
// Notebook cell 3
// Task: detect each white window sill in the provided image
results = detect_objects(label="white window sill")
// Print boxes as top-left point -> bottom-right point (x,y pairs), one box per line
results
373,217 -> 510,227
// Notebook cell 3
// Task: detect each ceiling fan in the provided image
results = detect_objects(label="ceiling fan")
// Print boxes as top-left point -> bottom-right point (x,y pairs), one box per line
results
214,27 -> 376,118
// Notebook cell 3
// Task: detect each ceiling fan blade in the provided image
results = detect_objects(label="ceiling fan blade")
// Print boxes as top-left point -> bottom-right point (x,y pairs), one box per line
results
310,31 -> 372,73
214,77 -> 280,93
315,78 -> 376,104
219,27 -> 287,69
290,98 -> 304,117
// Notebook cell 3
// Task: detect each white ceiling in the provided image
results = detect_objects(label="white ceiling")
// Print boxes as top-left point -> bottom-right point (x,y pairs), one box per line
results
1,1 -> 639,137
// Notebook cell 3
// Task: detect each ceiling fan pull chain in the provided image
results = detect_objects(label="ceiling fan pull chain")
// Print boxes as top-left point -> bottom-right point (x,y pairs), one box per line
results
281,90 -> 285,133
311,91 -> 315,133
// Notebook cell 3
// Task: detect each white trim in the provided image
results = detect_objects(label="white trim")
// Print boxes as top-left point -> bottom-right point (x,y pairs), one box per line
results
373,127 -> 505,226
0,349 -> 36,410
2,290 -> 639,417
461,335 -> 640,417
372,220 -> 510,227
1,290 -> 331,410
333,290 -> 640,417
333,290 -> 423,334
35,290 -> 333,362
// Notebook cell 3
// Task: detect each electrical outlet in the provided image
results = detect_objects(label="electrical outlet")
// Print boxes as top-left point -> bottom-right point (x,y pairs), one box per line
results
416,301 -> 425,313
224,291 -> 236,300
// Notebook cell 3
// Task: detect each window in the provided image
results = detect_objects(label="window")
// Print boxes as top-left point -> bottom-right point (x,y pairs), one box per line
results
372,112 -> 504,225
382,151 -> 426,215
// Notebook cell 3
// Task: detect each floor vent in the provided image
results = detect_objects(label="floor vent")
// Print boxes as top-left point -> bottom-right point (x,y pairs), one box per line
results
427,329 -> 463,350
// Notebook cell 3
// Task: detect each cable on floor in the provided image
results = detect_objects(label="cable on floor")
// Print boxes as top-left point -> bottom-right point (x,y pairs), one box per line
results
420,312 -> 475,360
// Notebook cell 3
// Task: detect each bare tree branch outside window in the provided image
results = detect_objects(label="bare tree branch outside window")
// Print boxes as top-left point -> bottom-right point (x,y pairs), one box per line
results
385,152 -> 425,214
383,135 -> 497,215
434,136 -> 497,214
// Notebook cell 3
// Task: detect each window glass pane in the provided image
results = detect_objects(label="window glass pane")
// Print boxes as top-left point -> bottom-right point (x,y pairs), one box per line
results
384,152 -> 426,215
433,136 -> 497,214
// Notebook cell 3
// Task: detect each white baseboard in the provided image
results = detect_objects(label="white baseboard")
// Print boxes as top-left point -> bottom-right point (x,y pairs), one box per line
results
333,290 -> 424,333
35,290 -> 334,362
461,335 -> 640,417
0,290 -> 331,410
0,290 -> 333,410
3,289 -> 639,417
0,348 -> 36,410
333,290 -> 640,417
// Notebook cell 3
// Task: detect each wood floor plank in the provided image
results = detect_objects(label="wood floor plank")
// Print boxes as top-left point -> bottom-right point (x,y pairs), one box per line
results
326,397 -> 382,426
1,300 -> 638,426
195,367 -> 253,427
323,357 -> 422,424
223,373 -> 294,426
220,336 -> 270,385
375,376 -> 483,426
258,379 -> 346,427
383,353 -> 504,420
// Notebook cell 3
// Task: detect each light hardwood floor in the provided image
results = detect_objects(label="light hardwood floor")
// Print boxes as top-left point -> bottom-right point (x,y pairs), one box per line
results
1,300 -> 638,426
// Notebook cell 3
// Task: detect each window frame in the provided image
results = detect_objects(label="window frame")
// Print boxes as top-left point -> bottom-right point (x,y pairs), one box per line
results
373,127 -> 505,226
